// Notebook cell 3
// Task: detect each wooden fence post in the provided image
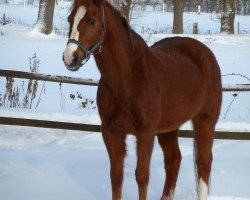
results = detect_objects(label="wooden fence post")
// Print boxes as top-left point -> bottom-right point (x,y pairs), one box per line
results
193,22 -> 198,34
238,22 -> 240,34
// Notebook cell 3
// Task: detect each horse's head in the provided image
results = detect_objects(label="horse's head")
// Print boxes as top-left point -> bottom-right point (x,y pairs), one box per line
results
63,0 -> 106,71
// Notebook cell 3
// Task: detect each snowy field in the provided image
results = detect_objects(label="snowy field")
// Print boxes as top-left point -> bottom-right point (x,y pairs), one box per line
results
1,2 -> 250,200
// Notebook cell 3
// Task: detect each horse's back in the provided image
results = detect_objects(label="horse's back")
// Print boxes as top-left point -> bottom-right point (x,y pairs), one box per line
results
151,36 -> 218,77
151,36 -> 208,52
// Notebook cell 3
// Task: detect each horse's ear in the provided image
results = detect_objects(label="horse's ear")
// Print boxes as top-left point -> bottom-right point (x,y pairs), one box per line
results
93,0 -> 105,7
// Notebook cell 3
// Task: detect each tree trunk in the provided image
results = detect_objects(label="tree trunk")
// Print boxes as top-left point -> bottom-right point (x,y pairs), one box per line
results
235,0 -> 243,14
215,0 -> 223,13
173,0 -> 184,34
243,0 -> 247,14
28,0 -> 34,5
248,0 -> 250,14
120,0 -> 132,21
36,0 -> 56,35
221,0 -> 235,34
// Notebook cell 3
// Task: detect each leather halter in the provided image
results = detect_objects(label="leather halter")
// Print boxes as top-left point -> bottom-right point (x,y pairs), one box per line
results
67,6 -> 106,64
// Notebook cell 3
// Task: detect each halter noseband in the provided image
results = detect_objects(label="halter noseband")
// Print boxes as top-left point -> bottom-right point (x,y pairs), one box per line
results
67,6 -> 106,64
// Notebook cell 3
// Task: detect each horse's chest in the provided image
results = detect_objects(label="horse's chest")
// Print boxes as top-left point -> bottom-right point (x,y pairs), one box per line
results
99,98 -> 160,134
99,100 -> 136,132
97,82 -> 160,133
97,91 -> 131,130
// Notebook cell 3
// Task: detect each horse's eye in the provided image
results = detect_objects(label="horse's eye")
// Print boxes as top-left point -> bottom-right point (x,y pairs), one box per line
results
88,19 -> 96,26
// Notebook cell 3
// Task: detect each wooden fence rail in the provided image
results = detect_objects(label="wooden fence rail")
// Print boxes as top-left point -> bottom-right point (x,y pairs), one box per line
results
1,69 -> 250,91
1,68 -> 250,140
1,117 -> 250,140
0,69 -> 99,86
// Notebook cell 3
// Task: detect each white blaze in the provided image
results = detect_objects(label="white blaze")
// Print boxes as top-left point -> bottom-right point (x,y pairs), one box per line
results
198,178 -> 208,200
64,6 -> 86,66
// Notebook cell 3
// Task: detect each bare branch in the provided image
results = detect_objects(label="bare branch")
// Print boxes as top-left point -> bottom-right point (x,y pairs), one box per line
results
223,92 -> 240,119
222,73 -> 250,82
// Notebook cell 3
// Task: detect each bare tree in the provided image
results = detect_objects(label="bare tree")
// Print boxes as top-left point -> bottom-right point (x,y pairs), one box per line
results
173,0 -> 184,34
120,0 -> 132,20
215,0 -> 223,12
248,0 -> 250,14
243,0 -> 250,15
27,0 -> 35,5
221,0 -> 235,34
36,0 -> 56,35
111,0 -> 132,20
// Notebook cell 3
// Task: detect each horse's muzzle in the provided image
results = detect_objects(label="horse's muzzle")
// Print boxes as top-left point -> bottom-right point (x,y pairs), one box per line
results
62,52 -> 83,72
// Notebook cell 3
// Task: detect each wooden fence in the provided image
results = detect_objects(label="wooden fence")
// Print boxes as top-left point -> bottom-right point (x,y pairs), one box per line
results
1,69 -> 250,140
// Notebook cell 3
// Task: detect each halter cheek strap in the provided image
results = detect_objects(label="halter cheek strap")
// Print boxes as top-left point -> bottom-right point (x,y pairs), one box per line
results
67,6 -> 106,63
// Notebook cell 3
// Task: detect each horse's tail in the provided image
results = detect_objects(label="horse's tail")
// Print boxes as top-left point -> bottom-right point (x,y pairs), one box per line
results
190,37 -> 222,198
179,38 -> 221,195
193,137 -> 200,193
193,132 -> 212,195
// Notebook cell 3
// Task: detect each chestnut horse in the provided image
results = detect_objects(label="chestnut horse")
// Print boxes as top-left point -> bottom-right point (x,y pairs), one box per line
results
63,0 -> 222,199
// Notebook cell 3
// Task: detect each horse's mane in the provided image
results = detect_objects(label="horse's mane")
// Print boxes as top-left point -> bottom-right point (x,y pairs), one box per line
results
105,1 -> 134,48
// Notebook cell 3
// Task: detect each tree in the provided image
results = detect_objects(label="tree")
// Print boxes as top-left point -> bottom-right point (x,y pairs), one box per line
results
120,0 -> 132,20
185,0 -> 198,12
111,0 -> 132,21
247,0 -> 250,14
221,0 -> 235,34
173,0 -> 184,34
215,0 -> 223,12
27,0 -> 35,5
36,0 -> 56,35
243,0 -> 250,15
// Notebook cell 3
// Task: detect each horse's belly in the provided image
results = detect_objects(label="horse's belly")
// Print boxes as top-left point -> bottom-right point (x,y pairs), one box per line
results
157,85 -> 206,133
157,112 -> 195,133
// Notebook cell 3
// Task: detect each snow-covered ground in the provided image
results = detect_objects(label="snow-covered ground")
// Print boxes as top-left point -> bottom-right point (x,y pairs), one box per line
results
0,2 -> 250,200
1,124 -> 250,200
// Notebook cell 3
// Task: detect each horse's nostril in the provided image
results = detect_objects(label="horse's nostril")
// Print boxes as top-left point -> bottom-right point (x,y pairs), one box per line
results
72,56 -> 78,65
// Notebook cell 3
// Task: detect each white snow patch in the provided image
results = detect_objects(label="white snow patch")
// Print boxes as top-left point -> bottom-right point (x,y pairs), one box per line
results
28,27 -> 59,39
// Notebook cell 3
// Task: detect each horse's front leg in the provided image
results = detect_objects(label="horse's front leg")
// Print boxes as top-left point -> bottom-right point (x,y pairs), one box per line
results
136,132 -> 155,200
102,126 -> 126,200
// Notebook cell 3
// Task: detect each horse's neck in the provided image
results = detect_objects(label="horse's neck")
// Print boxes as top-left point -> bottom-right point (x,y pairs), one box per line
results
94,5 -> 150,92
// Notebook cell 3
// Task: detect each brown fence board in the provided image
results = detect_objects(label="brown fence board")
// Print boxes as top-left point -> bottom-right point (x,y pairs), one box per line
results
0,117 -> 101,132
1,117 -> 250,140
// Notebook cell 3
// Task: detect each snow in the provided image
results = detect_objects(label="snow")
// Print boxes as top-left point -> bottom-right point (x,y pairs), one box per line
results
1,125 -> 250,200
1,2 -> 250,200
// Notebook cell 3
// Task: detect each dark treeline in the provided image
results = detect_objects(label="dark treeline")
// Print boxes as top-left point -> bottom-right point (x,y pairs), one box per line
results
2,0 -> 250,15
135,0 -> 250,15
168,0 -> 250,15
